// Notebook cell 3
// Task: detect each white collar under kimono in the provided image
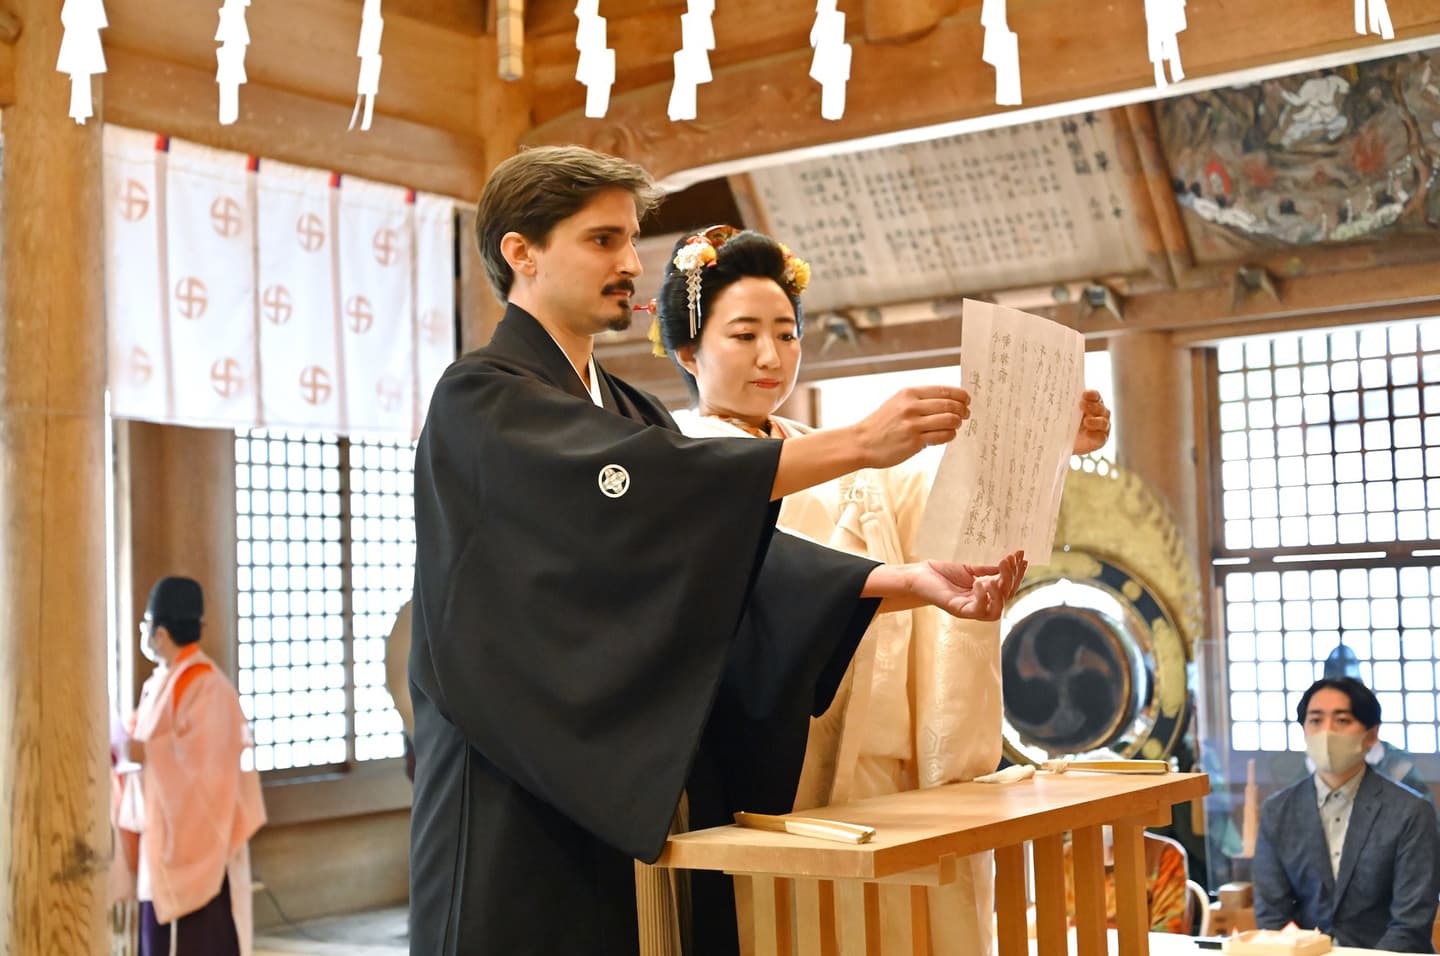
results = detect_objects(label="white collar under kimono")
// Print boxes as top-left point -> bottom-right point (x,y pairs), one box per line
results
542,326 -> 603,408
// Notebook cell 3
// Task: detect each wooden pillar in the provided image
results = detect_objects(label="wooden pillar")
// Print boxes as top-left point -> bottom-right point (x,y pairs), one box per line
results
459,33 -> 534,353
1109,331 -> 1199,548
0,2 -> 110,952
115,423 -> 239,696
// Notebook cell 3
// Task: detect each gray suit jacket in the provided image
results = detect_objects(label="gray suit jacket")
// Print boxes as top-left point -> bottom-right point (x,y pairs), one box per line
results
1254,766 -> 1440,952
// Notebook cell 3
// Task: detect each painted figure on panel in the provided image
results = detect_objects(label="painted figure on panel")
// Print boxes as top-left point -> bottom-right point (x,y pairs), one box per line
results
1158,51 -> 1440,261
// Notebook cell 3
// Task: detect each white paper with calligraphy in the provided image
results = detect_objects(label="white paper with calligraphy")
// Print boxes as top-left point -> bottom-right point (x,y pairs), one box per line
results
257,160 -> 342,430
913,300 -> 1084,567
414,194 -> 456,435
748,116 -> 1150,313
166,140 -> 258,427
104,127 -> 169,422
337,179 -> 414,437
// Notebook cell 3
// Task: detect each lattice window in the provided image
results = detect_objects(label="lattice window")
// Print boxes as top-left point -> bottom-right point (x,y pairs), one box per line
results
236,430 -> 347,773
1214,320 -> 1440,754
347,437 -> 414,762
235,429 -> 411,773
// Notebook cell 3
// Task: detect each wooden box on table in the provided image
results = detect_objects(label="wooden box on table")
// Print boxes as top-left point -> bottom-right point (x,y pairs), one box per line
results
654,771 -> 1210,956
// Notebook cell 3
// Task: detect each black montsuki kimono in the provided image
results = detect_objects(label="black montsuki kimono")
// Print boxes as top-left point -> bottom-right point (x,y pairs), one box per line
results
408,305 -> 879,956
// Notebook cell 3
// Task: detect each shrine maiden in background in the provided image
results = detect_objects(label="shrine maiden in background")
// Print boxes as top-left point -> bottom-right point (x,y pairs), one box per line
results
111,576 -> 266,956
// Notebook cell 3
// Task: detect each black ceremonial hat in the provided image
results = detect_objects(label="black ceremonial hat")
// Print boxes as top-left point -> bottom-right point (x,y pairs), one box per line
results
145,576 -> 205,622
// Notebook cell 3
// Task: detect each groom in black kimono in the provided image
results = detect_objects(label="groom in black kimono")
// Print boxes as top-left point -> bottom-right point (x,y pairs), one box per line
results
408,145 -> 1023,956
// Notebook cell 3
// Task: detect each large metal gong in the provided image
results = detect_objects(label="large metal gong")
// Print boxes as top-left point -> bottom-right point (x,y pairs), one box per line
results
1000,463 -> 1203,766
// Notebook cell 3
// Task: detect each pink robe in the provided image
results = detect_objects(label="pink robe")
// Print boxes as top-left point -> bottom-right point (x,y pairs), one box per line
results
113,647 -> 266,956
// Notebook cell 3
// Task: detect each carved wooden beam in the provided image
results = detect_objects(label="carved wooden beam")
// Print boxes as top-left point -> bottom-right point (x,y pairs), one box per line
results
1060,259 -> 1440,337
363,0 -> 489,34
527,0 -> 681,38
863,0 -> 955,44
106,0 -> 483,136
1113,103 -> 1194,289
0,7 -> 21,44
525,0 -> 1440,183
105,46 -> 487,198
0,41 -> 12,107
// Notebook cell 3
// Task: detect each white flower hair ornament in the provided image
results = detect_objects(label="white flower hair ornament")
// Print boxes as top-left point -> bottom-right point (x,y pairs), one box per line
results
671,226 -> 810,341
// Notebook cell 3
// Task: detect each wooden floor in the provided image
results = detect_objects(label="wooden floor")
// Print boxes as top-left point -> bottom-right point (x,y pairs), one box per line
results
254,905 -> 407,956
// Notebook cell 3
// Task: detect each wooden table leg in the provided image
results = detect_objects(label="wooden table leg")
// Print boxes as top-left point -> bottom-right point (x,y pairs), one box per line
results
736,875 -> 757,956
1033,834 -> 1068,956
794,879 -> 838,956
749,875 -> 794,956
995,843 -> 1029,956
834,880 -> 879,956
1111,821 -> 1151,956
1072,825 -> 1108,956
877,884 -> 927,956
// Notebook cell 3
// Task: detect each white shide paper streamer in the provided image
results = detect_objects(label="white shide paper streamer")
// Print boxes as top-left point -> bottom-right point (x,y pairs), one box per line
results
980,0 -> 1021,106
809,0 -> 852,120
350,0 -> 384,131
57,0 -> 108,124
1144,0 -> 1187,89
668,0 -> 714,122
575,0 -> 615,118
1356,0 -> 1394,40
215,0 -> 251,125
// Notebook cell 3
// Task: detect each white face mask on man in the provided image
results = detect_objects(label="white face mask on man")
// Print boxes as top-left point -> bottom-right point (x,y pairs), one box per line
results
1306,730 -> 1367,775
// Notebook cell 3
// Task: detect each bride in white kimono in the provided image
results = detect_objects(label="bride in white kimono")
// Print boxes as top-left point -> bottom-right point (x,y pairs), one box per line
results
652,226 -> 1111,954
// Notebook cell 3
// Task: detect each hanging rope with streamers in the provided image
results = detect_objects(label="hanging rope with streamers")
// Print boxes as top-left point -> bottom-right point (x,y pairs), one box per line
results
215,0 -> 251,125
350,0 -> 384,131
56,0 -> 107,124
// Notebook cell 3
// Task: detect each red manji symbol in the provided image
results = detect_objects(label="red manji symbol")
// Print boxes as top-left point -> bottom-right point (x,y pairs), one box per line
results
128,346 -> 153,385
372,227 -> 400,267
296,213 -> 326,252
300,366 -> 333,405
421,308 -> 449,345
175,277 -> 209,319
376,376 -> 404,412
211,357 -> 244,398
262,285 -> 293,325
210,196 -> 244,238
119,179 -> 151,223
345,295 -> 375,334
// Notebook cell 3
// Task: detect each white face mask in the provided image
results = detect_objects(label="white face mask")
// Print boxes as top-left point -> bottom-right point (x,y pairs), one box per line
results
1306,730 -> 1367,775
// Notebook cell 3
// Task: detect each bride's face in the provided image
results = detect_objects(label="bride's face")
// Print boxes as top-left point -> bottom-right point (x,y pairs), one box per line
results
677,276 -> 802,427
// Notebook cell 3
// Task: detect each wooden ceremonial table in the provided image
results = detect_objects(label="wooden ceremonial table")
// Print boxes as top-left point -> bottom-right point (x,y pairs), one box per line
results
654,771 -> 1211,956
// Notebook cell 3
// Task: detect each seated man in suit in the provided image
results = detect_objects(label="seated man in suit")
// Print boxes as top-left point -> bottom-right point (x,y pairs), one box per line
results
1254,676 -> 1440,952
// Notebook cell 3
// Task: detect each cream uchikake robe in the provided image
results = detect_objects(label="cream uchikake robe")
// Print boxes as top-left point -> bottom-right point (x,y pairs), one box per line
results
661,410 -> 1005,955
